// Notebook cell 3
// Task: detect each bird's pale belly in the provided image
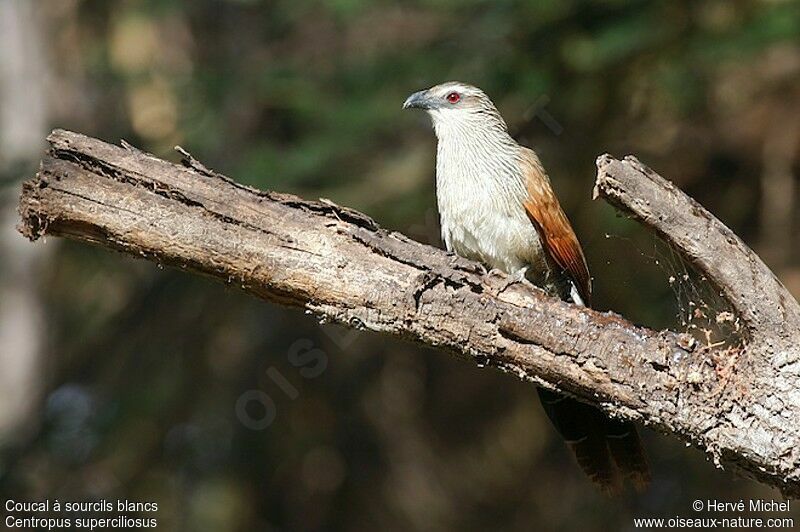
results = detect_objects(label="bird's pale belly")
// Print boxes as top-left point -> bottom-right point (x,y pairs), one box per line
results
440,208 -> 548,279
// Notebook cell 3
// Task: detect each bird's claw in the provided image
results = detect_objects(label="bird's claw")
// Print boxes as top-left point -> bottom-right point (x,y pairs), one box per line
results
482,267 -> 530,295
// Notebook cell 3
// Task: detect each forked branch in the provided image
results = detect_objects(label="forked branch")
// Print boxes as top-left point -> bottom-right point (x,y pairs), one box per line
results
18,130 -> 800,496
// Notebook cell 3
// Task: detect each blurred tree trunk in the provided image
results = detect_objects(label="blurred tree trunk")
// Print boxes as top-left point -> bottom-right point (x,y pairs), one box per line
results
0,0 -> 50,442
759,107 -> 799,286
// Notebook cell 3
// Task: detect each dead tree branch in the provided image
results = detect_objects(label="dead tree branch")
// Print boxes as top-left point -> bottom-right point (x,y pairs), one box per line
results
17,130 -> 800,496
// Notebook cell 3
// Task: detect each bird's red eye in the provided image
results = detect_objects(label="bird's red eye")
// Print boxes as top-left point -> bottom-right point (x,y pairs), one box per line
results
446,92 -> 461,104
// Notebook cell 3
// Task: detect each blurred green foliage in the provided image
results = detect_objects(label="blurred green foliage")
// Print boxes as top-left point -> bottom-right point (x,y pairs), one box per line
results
2,0 -> 799,530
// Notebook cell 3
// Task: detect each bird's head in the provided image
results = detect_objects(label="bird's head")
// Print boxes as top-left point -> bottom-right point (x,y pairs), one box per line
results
403,82 -> 507,134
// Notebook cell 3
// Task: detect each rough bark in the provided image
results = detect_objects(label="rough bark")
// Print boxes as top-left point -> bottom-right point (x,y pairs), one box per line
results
17,130 -> 800,496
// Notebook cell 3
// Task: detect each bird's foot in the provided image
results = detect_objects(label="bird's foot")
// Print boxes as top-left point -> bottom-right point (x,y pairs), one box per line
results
488,267 -> 530,295
448,254 -> 490,275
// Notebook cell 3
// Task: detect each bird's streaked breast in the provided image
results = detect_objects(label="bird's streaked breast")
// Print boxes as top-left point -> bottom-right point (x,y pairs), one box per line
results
433,118 -> 547,276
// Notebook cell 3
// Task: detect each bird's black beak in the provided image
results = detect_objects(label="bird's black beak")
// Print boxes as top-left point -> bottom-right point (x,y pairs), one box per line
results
403,90 -> 435,110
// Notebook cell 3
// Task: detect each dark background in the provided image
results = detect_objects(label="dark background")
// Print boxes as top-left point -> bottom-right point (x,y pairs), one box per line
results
0,0 -> 799,530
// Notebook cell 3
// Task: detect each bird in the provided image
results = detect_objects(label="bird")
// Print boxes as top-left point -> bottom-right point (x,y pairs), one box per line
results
403,81 -> 650,493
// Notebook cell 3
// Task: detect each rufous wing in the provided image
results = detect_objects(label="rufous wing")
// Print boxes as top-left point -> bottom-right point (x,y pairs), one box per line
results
521,150 -> 592,305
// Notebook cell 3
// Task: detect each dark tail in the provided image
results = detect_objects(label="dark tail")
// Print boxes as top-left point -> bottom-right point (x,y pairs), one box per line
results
537,388 -> 650,494
605,417 -> 651,490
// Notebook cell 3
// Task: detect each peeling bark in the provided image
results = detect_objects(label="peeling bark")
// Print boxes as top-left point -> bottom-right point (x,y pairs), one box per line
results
17,130 -> 800,496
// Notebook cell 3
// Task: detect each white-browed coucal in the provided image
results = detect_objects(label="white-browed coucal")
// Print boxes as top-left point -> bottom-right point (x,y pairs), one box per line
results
404,81 -> 649,493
